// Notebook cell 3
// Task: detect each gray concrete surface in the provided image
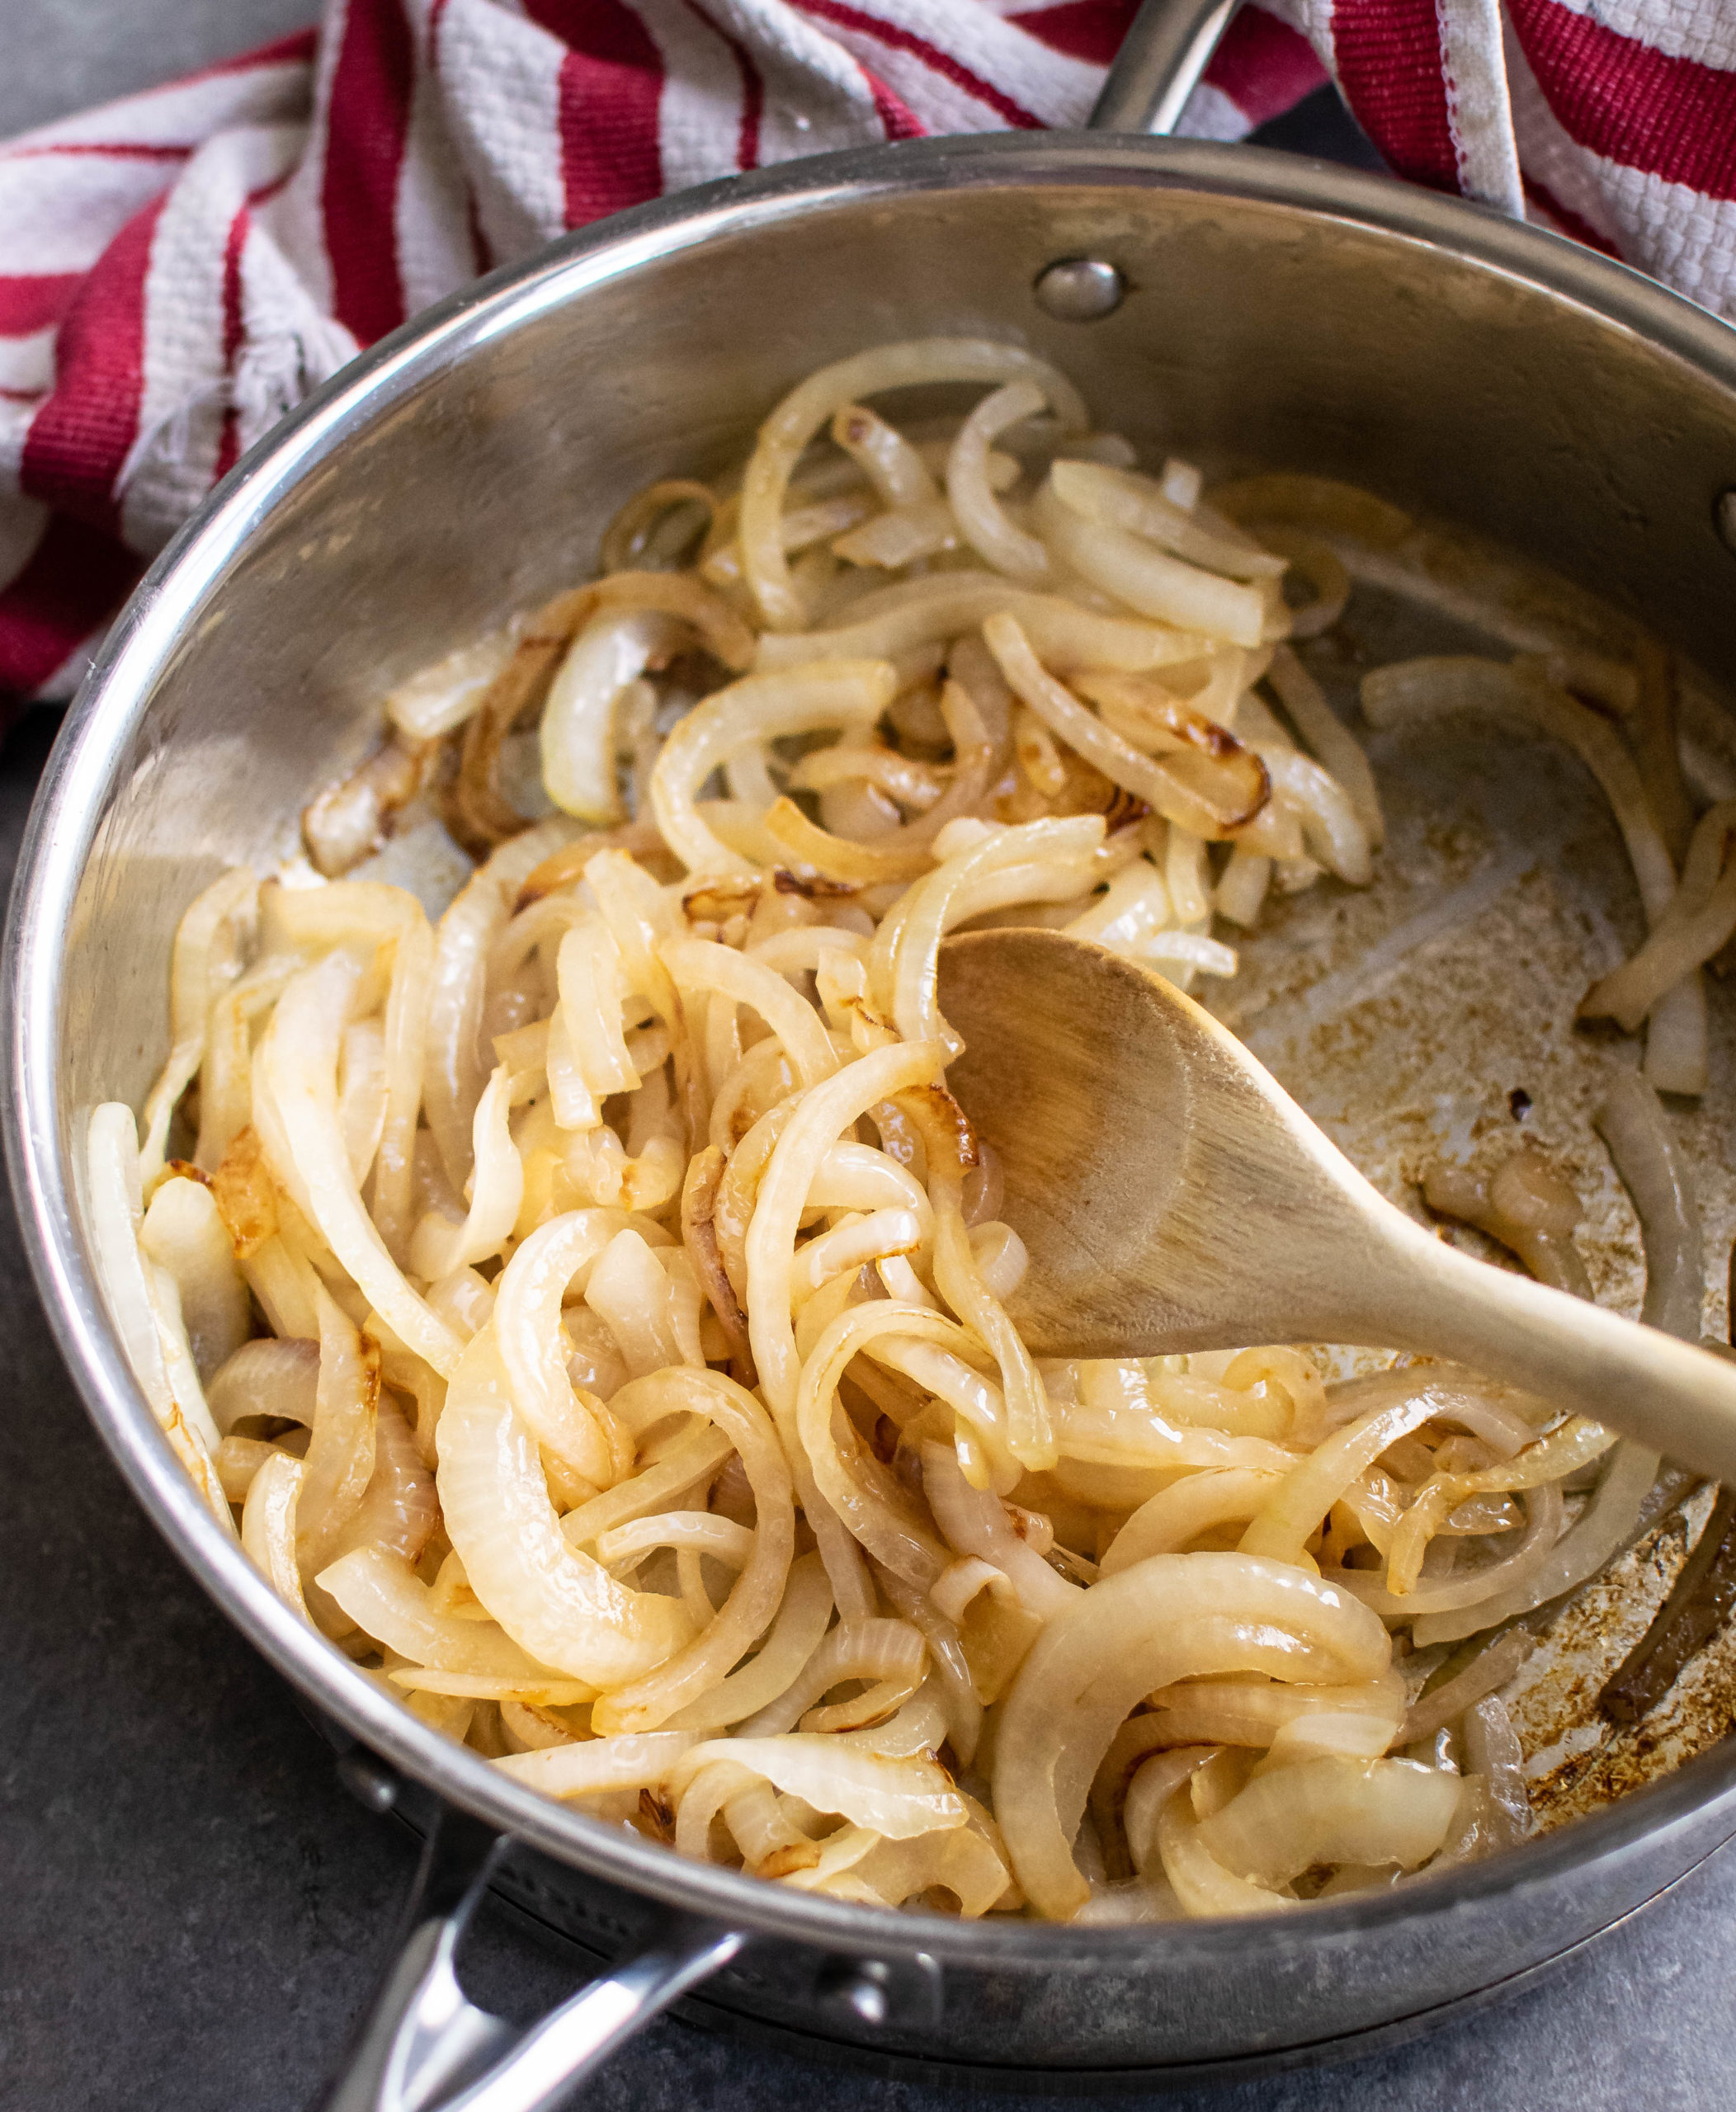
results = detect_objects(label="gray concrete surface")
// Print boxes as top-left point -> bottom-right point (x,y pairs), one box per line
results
0,0 -> 318,140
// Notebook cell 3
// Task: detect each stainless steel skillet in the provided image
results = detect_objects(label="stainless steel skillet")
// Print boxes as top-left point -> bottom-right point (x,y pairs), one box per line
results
5,4 -> 1736,2106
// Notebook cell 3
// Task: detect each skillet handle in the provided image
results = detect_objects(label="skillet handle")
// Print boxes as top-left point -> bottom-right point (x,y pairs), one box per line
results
316,1807 -> 746,2112
1090,0 -> 1240,134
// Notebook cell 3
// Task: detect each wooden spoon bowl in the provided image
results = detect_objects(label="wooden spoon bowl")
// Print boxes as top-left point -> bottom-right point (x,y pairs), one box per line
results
936,926 -> 1736,1484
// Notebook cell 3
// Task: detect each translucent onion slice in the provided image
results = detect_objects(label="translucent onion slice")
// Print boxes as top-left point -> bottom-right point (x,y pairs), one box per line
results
551,912 -> 638,1126
1412,1437 -> 1663,1648
541,609 -> 682,823
218,1433 -> 296,1502
745,1040 -> 944,1426
1210,473 -> 1412,549
1141,1673 -> 1405,1752
1257,529 -> 1350,640
139,1174 -> 252,1383
317,1545 -> 560,1678
1257,747 -> 1373,884
1102,1468 -> 1286,1572
791,1209 -> 924,1304
597,1511 -> 756,1572
86,1104 -> 230,1518
1255,1712 -> 1400,1768
793,1307 -> 959,1587
665,1733 -> 968,1839
649,661 -> 894,878
1130,931 -> 1238,980
931,1555 -> 1015,1624
993,1552 -> 1389,1918
385,623 -> 520,742
493,1209 -> 644,1490
407,1063 -> 523,1280
207,1336 -> 320,1435
1073,672 -> 1271,829
256,945 -> 463,1377
493,1731 -> 699,1799
1378,1414 -> 1614,1599
1049,460 -> 1285,581
1263,649 -> 1383,848
337,1019 -> 388,1186
724,1775 -> 822,1875
1156,1788 -> 1298,1916
660,1552 -> 835,1732
328,1399 -> 438,1568
435,1324 -> 694,1686
589,1367 -> 795,1735
738,1617 -> 927,1737
604,478 -> 719,573
946,380 -> 1052,581
922,1440 -> 1075,1618
426,817 -> 583,1190
138,868 -> 258,1184
1345,1482 -> 1564,1617
761,795 -> 938,885
1582,799 -> 1736,1032
753,573 -> 1203,677
295,1285 -> 380,1579
586,1229 -> 697,1378
557,1419 -> 734,1553
1035,481 -> 1269,646
1593,1069 -> 1703,1340
1195,1754 -> 1460,1886
396,1673 -> 591,1710
832,497 -> 960,570
662,936 -> 839,1091
1398,1627 -> 1533,1746
984,616 -> 1259,841
739,337 -> 1085,629
242,1451 -> 309,1615
874,1568 -> 984,1766
783,1819 -> 1011,1916
1119,1745 -> 1220,1875
865,813 -> 1105,1052
1238,1392 -> 1467,1570
1463,1695 -> 1532,1841
830,403 -> 940,507
303,735 -> 434,879
196,956 -> 300,1173
1047,1387 -> 1300,1473
1064,858 -> 1171,948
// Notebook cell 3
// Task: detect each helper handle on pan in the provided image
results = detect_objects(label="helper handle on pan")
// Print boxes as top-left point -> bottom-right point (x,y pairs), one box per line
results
317,1808 -> 745,2112
1089,0 -> 1241,135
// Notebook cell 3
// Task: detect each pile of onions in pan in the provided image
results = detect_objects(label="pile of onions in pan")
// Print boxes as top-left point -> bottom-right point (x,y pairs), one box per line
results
87,339 -> 1720,1922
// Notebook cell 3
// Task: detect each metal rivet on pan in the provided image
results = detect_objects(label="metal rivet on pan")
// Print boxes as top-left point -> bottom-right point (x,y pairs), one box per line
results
336,1748 -> 401,1814
1033,257 -> 1125,321
1717,488 -> 1736,555
814,1958 -> 892,2026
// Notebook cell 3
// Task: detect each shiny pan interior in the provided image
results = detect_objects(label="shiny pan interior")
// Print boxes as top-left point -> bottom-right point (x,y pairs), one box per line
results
7,135 -> 1736,2077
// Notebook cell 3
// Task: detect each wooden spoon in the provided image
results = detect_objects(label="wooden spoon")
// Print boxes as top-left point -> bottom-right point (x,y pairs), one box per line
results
936,926 -> 1736,1484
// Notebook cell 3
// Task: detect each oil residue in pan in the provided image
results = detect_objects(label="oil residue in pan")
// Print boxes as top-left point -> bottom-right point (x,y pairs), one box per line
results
1215,565 -> 1736,1826
1509,1483 -> 1736,1830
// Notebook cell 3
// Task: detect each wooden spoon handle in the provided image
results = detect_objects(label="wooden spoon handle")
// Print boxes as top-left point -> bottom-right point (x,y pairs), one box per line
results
1362,1219 -> 1736,1484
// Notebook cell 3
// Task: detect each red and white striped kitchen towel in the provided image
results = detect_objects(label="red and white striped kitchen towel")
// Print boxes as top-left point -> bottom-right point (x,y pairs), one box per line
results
1,0 -> 1732,700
